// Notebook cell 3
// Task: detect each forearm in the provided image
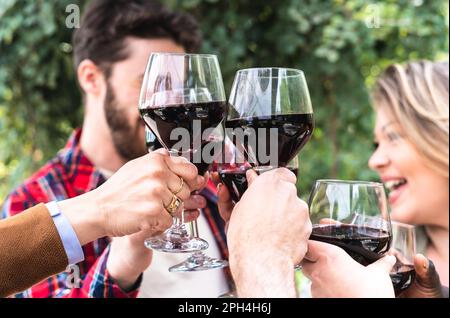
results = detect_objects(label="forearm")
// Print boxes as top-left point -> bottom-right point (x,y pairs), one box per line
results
106,237 -> 147,291
231,251 -> 297,298
58,191 -> 105,246
106,258 -> 142,292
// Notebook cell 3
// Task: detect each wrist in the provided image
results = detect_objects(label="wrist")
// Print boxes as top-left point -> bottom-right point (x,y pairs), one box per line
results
230,248 -> 296,298
58,192 -> 105,245
106,240 -> 144,291
107,262 -> 142,292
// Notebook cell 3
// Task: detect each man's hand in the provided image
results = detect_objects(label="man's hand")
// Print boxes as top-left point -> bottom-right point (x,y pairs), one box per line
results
227,168 -> 311,297
301,240 -> 396,298
214,169 -> 267,234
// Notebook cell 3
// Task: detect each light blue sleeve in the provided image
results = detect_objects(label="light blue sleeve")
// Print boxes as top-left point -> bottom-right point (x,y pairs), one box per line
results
45,201 -> 85,265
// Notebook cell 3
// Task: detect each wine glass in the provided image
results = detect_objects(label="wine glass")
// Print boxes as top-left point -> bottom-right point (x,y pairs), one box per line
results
389,221 -> 416,296
139,52 -> 226,255
145,119 -> 228,272
286,156 -> 299,178
218,135 -> 251,203
145,125 -> 162,152
308,180 -> 392,266
168,125 -> 229,272
225,67 -> 314,172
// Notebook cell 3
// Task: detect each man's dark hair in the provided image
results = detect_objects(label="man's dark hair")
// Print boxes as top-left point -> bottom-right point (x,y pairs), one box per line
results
73,0 -> 202,78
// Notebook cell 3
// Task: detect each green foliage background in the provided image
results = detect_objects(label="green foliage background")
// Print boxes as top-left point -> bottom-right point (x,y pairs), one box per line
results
0,0 -> 448,199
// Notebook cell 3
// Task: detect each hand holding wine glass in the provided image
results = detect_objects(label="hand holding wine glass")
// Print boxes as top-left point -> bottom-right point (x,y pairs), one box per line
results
389,222 -> 445,298
399,254 -> 446,298
216,156 -> 300,230
218,66 -> 312,235
227,168 -> 311,297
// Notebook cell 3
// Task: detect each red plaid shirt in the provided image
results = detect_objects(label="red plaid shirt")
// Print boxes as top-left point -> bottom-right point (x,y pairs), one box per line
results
1,129 -> 231,298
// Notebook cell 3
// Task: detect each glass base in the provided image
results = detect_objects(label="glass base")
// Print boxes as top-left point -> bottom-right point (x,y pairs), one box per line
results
218,290 -> 237,298
145,230 -> 209,253
168,252 -> 229,272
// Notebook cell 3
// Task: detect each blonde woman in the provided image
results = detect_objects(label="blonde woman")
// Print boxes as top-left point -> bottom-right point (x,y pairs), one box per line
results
369,60 -> 448,286
302,60 -> 448,297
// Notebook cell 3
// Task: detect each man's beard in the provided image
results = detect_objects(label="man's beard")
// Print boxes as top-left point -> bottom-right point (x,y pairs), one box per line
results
104,82 -> 148,162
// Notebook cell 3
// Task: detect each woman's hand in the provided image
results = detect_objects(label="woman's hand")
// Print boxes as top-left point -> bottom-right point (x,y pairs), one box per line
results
399,254 -> 445,298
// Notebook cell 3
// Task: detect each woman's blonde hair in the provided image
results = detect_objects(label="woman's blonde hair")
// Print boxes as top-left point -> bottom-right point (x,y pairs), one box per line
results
372,60 -> 449,177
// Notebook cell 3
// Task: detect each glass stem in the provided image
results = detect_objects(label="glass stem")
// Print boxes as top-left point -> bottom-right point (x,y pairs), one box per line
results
171,214 -> 189,236
189,218 -> 200,238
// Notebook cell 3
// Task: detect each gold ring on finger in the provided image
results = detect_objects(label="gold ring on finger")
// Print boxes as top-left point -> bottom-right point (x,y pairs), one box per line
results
164,194 -> 182,216
172,177 -> 184,195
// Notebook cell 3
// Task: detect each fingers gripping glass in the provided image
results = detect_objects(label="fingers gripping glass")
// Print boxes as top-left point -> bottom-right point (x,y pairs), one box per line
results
218,139 -> 299,203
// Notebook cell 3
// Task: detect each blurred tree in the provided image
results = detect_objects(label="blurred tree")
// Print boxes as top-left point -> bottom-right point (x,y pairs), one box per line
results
0,0 -> 86,196
0,0 -> 448,199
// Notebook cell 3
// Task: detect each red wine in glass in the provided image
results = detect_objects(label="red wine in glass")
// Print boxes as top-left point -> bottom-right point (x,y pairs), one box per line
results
219,168 -> 249,203
308,180 -> 392,269
388,221 -> 417,296
219,166 -> 299,203
309,224 -> 392,266
390,262 -> 416,296
140,101 -> 227,175
227,68 -> 314,174
225,113 -> 314,168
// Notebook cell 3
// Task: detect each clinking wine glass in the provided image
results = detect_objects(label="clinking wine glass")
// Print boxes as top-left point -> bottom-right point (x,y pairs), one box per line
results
389,221 -> 416,296
225,67 -> 314,173
217,135 -> 251,203
308,180 -> 392,266
145,122 -> 228,272
145,125 -> 162,152
139,52 -> 226,256
168,126 -> 229,272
